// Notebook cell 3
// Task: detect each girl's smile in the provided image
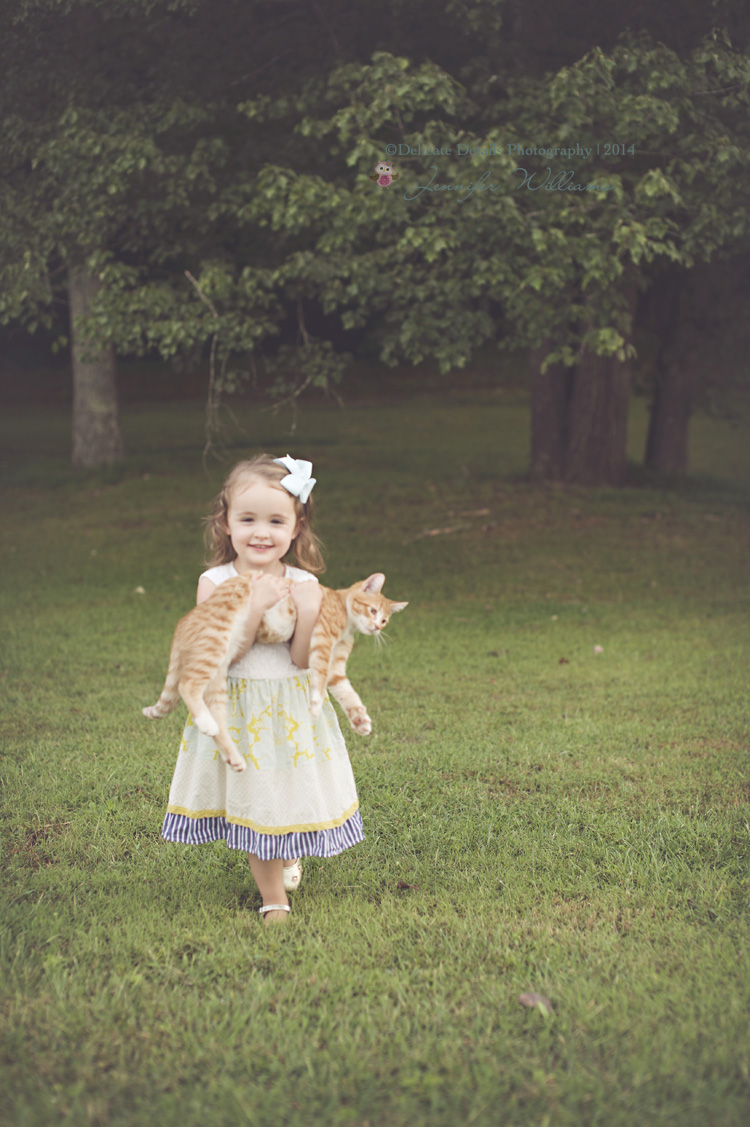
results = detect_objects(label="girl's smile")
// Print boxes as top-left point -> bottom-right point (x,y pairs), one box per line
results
224,480 -> 299,576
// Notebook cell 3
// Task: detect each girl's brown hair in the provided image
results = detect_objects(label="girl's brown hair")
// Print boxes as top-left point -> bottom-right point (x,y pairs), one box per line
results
204,454 -> 325,574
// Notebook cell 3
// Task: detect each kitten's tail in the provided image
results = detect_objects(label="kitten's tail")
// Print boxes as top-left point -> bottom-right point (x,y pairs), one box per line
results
142,662 -> 180,721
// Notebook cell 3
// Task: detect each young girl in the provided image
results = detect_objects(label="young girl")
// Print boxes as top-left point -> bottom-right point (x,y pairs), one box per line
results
161,454 -> 364,924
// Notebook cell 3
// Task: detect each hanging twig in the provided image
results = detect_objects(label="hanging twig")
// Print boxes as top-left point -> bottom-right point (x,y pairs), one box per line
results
265,369 -> 317,419
633,81 -> 748,128
184,269 -> 223,468
280,298 -> 315,433
297,296 -> 311,347
252,301 -> 319,433
227,50 -> 295,88
309,0 -> 341,57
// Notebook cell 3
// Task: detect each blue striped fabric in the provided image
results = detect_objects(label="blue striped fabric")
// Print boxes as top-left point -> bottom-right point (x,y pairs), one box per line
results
161,809 -> 364,858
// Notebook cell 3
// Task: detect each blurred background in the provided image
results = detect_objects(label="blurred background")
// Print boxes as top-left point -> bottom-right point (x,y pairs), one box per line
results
2,0 -> 749,485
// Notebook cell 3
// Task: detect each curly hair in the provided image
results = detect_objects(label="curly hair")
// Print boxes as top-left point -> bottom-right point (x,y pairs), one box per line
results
204,454 -> 325,574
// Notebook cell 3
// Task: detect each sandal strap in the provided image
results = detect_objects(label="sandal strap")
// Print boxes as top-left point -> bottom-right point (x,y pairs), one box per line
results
258,903 -> 290,915
283,859 -> 302,889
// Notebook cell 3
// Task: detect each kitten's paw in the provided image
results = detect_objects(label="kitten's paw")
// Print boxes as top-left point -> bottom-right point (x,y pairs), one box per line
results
220,749 -> 246,772
194,708 -> 219,737
142,705 -> 160,719
349,708 -> 372,735
309,690 -> 323,720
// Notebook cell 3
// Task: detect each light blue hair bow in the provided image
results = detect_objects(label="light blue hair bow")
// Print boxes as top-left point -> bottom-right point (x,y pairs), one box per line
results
273,455 -> 317,503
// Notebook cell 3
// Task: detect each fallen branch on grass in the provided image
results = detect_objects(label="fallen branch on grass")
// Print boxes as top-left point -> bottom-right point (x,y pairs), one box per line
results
404,523 -> 472,543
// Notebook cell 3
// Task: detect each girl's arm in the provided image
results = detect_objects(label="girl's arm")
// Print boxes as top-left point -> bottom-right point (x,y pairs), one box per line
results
289,581 -> 324,669
196,577 -> 217,605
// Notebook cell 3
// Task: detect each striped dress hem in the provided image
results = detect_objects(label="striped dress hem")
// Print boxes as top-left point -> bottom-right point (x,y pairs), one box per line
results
162,809 -> 364,859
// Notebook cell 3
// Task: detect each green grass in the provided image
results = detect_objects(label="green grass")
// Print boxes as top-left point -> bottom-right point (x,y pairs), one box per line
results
1,392 -> 749,1127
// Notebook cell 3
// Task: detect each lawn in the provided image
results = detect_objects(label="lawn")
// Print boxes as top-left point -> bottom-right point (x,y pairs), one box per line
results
1,389 -> 749,1127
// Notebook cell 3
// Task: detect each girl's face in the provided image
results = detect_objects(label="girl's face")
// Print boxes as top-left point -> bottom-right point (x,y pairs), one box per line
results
224,479 -> 299,576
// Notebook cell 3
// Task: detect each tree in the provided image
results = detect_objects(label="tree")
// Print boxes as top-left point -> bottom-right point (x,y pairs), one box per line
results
3,0 -> 749,481
242,31 -> 750,483
68,265 -> 124,467
0,0 -> 490,465
643,253 -> 750,475
470,29 -> 750,482
529,290 -> 637,487
0,0 -> 353,466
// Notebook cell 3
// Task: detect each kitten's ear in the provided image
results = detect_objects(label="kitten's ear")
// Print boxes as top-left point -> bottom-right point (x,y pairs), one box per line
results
390,601 -> 408,613
361,573 -> 385,594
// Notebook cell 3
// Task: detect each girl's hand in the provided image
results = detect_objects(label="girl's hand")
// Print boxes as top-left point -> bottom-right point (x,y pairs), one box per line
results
250,574 -> 291,614
290,581 -> 323,619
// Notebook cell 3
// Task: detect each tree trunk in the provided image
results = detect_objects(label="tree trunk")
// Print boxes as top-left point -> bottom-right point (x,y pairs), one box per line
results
529,342 -> 569,481
528,287 -> 635,486
645,353 -> 696,475
645,269 -> 696,476
565,348 -> 630,486
69,264 -> 124,468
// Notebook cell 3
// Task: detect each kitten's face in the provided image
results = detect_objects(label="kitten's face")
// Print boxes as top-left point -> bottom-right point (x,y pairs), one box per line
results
349,573 -> 408,635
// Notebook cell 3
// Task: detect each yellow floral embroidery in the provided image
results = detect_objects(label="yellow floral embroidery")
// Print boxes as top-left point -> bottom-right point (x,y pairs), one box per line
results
281,710 -> 300,743
228,684 -> 242,719
246,705 -> 272,746
292,748 -> 315,767
312,715 -> 333,761
240,704 -> 272,769
276,706 -> 312,767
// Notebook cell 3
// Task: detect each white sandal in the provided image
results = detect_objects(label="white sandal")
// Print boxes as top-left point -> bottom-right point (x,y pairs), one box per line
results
283,860 -> 302,892
258,903 -> 290,918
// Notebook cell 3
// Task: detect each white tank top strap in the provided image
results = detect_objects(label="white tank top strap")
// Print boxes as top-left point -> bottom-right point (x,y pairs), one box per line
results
199,561 -> 317,587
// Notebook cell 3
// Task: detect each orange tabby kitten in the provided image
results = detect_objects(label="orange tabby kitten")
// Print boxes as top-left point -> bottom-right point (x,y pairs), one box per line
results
307,572 -> 407,733
142,572 -> 407,772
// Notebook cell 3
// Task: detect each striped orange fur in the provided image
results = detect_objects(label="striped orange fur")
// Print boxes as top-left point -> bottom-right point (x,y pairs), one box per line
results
142,572 -> 407,770
141,575 -> 296,771
307,573 -> 408,734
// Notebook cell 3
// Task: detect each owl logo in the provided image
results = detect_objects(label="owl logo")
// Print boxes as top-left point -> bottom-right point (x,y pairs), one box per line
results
370,160 -> 399,188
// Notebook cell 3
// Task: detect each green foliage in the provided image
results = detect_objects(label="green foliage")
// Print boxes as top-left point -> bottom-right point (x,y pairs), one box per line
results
1,2 -> 750,409
0,1 -> 341,394
236,31 -> 750,382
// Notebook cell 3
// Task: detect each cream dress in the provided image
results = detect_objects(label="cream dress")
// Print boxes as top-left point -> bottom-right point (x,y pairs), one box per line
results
161,562 -> 364,858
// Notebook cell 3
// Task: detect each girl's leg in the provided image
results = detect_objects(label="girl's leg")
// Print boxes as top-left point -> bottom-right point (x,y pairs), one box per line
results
247,853 -> 289,924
